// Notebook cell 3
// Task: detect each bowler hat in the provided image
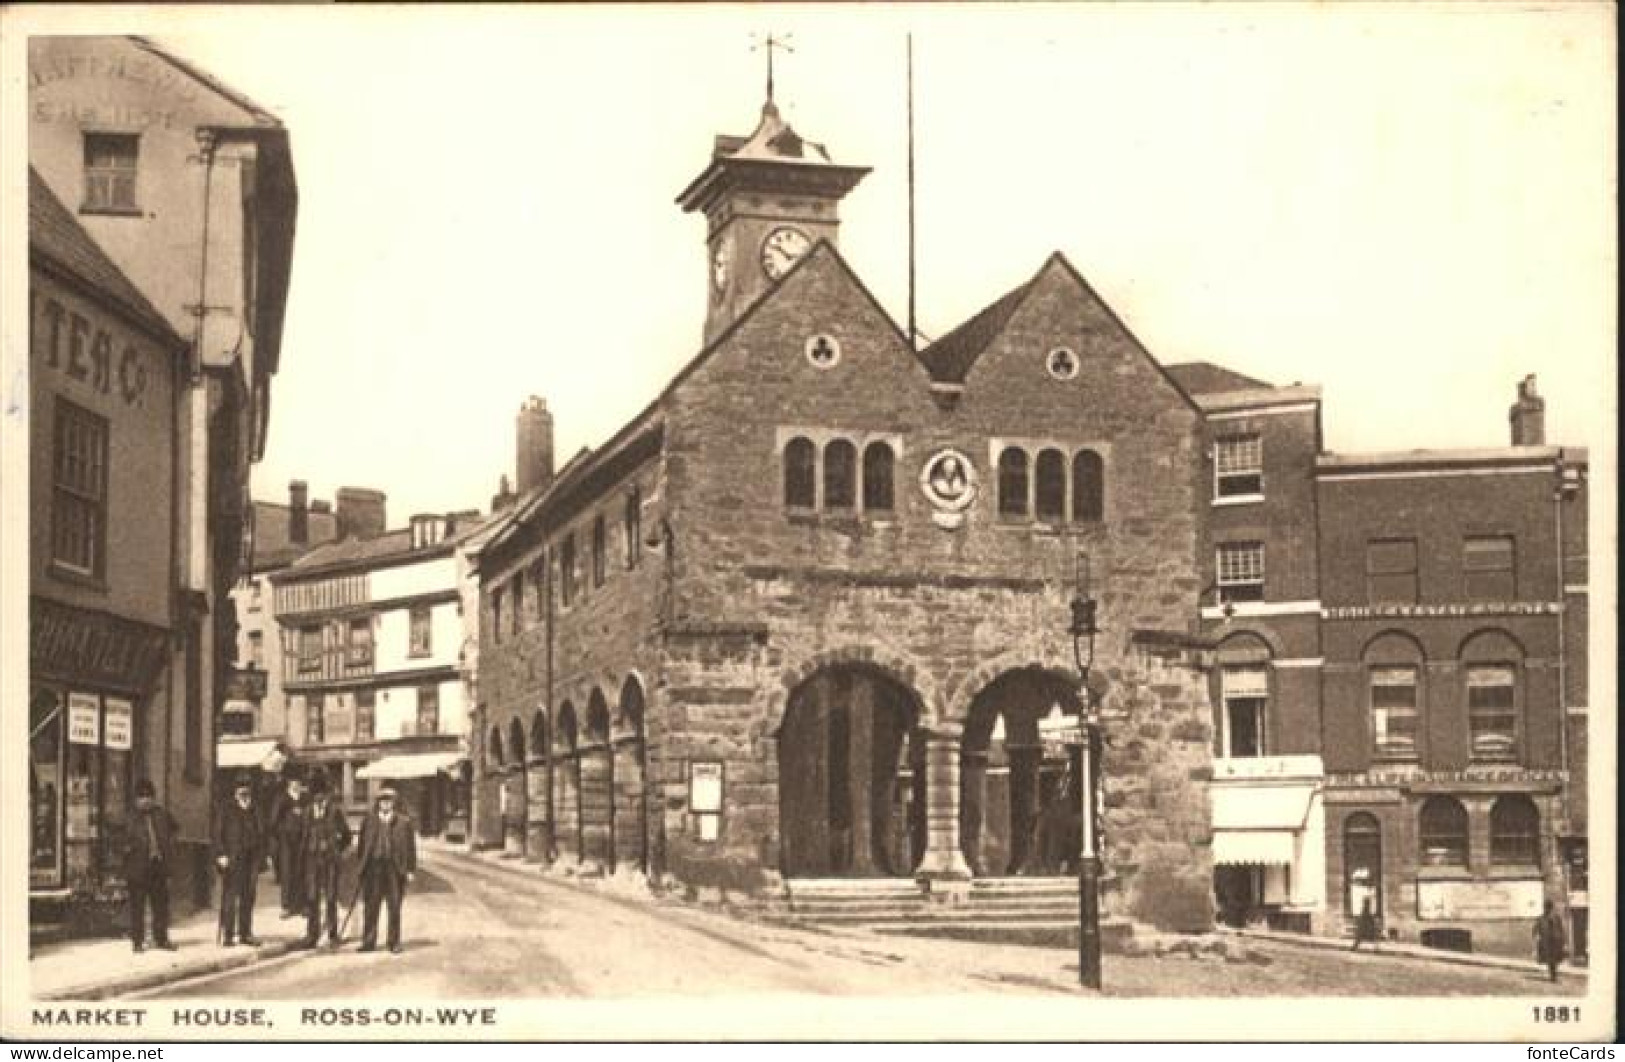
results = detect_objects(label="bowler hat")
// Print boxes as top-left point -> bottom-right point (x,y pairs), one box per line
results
376,786 -> 398,802
135,779 -> 157,798
233,775 -> 254,792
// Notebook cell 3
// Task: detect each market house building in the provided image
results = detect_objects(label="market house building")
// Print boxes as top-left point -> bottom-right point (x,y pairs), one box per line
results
470,95 -> 1218,933
1186,368 -> 1590,959
29,36 -> 297,923
28,168 -> 187,926
269,511 -> 483,832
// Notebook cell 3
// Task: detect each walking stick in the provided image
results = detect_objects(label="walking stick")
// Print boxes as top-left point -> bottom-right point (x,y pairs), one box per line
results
336,867 -> 365,946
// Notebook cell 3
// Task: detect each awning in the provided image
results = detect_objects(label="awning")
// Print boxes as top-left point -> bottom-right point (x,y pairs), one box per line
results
217,739 -> 286,772
1213,830 -> 1296,866
1211,783 -> 1315,831
356,751 -> 464,780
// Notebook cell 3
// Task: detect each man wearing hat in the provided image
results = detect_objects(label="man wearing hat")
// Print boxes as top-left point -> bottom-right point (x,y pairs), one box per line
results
270,771 -> 310,917
123,779 -> 178,952
355,785 -> 416,954
213,774 -> 265,946
300,773 -> 352,948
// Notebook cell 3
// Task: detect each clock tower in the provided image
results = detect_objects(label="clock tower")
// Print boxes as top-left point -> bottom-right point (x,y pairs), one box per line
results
677,99 -> 870,344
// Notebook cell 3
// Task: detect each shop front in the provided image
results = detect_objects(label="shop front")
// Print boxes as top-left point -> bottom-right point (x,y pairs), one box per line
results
356,748 -> 468,837
29,598 -> 168,927
1209,754 -> 1326,931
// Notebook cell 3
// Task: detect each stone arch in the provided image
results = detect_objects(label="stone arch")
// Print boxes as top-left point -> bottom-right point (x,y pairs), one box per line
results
487,725 -> 505,768
1362,629 -> 1428,663
526,707 -> 552,862
553,701 -> 582,863
778,644 -> 938,730
529,708 -> 549,756
1216,628 -> 1280,662
957,665 -> 1084,876
1457,627 -> 1527,662
507,718 -> 527,766
946,652 -> 1079,728
503,718 -> 528,855
613,675 -> 649,872
581,687 -> 616,869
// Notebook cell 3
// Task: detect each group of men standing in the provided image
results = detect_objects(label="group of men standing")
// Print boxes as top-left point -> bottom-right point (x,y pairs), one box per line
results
127,770 -> 420,955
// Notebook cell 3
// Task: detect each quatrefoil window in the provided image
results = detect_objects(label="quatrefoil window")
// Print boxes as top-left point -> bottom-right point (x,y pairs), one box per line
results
1047,347 -> 1079,380
805,333 -> 841,369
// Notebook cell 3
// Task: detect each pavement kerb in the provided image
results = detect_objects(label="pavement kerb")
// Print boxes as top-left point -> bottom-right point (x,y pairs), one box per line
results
37,939 -> 301,1002
1220,925 -> 1588,983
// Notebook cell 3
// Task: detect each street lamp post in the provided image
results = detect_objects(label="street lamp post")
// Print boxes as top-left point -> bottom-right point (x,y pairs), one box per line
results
1069,554 -> 1103,990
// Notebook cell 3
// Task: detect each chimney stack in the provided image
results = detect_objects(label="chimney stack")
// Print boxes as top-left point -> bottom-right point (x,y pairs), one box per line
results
516,396 -> 555,496
1509,374 -> 1545,446
491,474 -> 517,513
336,487 -> 388,540
289,480 -> 309,544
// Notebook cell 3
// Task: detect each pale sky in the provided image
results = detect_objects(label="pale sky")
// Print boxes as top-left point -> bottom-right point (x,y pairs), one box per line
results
37,4 -> 1623,522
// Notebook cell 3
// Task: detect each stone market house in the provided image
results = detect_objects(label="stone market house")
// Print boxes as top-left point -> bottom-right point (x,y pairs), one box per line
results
28,35 -> 297,928
469,96 -> 1218,933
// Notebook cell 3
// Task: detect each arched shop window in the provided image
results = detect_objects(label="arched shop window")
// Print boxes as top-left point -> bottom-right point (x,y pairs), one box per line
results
1490,795 -> 1540,867
1418,796 -> 1469,867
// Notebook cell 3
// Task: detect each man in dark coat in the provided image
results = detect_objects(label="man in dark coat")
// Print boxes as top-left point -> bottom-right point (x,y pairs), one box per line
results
271,774 -> 309,917
356,787 -> 416,954
300,776 -> 352,948
213,775 -> 265,946
1534,900 -> 1567,981
123,779 -> 178,952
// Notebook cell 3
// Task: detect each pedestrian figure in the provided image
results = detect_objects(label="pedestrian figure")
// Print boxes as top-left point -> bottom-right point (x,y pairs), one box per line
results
213,775 -> 265,947
301,775 -> 352,948
272,773 -> 309,917
124,779 -> 178,953
356,786 -> 416,954
1533,900 -> 1567,981
1351,897 -> 1381,952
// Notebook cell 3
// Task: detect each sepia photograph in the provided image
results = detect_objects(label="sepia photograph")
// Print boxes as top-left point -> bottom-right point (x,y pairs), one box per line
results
0,1 -> 1615,1044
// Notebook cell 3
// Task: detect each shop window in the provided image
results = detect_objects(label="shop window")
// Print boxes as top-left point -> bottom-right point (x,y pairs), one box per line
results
862,442 -> 895,512
997,447 -> 1029,518
1035,448 -> 1067,523
409,606 -> 432,658
1216,542 -> 1265,603
1418,796 -> 1469,867
1220,666 -> 1268,758
1215,434 -> 1263,499
356,689 -> 376,742
1072,450 -> 1104,522
824,439 -> 856,510
560,534 -> 577,607
247,631 -> 264,670
1370,666 -> 1419,760
346,617 -> 373,666
1366,538 -> 1419,605
592,514 -> 607,587
417,684 -> 440,736
1489,795 -> 1540,867
82,132 -> 139,214
1466,664 -> 1518,762
1464,535 -> 1515,601
307,698 -> 326,745
30,689 -> 65,889
51,399 -> 109,579
624,487 -> 641,569
297,625 -> 323,673
784,437 -> 816,508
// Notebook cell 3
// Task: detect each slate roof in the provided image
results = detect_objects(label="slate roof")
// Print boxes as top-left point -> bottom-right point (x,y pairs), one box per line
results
1164,361 -> 1273,395
916,277 -> 1037,385
28,167 -> 184,348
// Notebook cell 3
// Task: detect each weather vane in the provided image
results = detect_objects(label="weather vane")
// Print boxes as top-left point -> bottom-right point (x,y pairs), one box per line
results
751,31 -> 795,103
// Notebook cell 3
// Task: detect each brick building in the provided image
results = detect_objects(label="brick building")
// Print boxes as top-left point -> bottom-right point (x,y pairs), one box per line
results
1185,368 -> 1589,959
469,97 -> 1218,932
28,36 -> 297,929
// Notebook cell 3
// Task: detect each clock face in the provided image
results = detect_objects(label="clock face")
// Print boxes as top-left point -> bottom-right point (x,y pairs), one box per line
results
761,226 -> 813,280
711,239 -> 731,295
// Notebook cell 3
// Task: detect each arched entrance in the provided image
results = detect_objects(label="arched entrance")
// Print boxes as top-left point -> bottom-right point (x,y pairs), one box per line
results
552,703 -> 581,863
504,720 -> 528,856
1343,811 -> 1383,924
612,678 -> 649,872
959,667 -> 1082,876
778,666 -> 925,878
526,709 -> 551,862
581,689 -> 615,870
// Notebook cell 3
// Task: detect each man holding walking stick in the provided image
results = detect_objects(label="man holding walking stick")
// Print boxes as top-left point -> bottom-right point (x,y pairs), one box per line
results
356,786 -> 416,954
300,773 -> 351,949
213,775 -> 265,947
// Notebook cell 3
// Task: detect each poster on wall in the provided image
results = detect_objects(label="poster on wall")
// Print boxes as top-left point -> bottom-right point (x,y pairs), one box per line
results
689,761 -> 723,813
1416,878 -> 1545,920
66,692 -> 100,746
103,697 -> 133,751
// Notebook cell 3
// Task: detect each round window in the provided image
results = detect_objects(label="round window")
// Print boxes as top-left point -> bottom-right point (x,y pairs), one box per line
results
805,334 -> 841,369
1047,347 -> 1080,380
